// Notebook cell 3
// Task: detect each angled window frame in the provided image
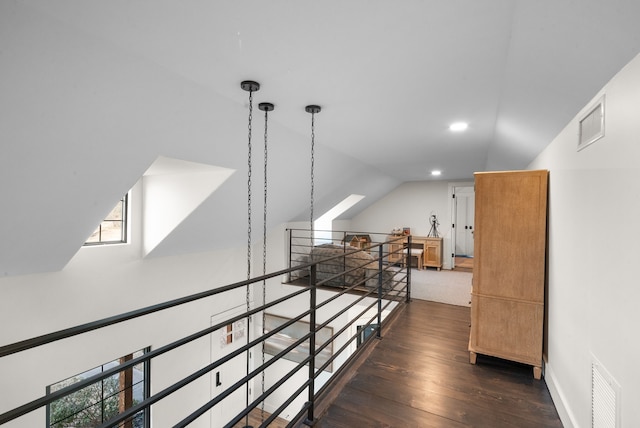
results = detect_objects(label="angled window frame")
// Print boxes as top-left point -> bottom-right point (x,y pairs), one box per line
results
84,193 -> 129,246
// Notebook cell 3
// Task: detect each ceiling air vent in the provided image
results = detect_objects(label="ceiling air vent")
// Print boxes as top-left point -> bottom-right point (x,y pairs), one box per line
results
592,355 -> 621,428
578,95 -> 605,151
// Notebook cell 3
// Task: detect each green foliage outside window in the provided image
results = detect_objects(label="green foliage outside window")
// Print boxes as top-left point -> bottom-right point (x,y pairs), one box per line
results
47,349 -> 147,428
49,376 -> 120,427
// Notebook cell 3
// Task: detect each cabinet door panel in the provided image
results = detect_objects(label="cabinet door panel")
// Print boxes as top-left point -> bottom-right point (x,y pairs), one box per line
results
474,171 -> 547,303
470,295 -> 543,366
424,238 -> 442,267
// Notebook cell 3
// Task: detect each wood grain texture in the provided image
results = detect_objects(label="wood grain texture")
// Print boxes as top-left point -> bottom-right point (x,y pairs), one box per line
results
470,170 -> 548,374
311,300 -> 561,427
473,170 -> 548,302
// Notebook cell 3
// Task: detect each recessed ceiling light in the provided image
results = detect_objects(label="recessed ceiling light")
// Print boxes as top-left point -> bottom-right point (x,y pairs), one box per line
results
449,122 -> 468,132
431,170 -> 441,176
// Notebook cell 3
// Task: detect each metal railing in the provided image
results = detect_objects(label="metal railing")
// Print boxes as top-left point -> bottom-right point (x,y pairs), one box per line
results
0,231 -> 413,427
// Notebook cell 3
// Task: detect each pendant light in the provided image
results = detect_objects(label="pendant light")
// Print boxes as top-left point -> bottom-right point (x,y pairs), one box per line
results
305,105 -> 321,243
240,80 -> 259,428
258,101 -> 273,423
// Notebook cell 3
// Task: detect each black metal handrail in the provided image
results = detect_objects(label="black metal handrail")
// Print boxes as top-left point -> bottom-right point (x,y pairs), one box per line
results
0,230 -> 412,427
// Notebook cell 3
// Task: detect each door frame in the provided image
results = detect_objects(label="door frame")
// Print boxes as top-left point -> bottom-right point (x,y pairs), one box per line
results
447,181 -> 474,270
210,305 -> 253,427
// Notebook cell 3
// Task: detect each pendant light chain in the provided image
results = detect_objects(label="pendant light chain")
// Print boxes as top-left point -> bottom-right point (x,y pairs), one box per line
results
262,105 -> 269,278
247,89 -> 253,283
262,106 -> 267,420
310,112 -> 315,239
241,80 -> 259,428
258,101 -> 274,422
246,86 -> 254,428
305,105 -> 321,242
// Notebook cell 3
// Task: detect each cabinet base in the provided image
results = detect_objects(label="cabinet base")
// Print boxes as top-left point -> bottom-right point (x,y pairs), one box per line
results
533,366 -> 542,380
469,350 -> 542,380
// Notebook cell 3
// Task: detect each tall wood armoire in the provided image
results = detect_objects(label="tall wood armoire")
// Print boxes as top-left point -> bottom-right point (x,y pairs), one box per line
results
469,170 -> 548,379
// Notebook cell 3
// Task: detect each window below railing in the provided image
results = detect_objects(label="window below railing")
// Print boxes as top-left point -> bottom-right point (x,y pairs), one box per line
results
47,348 -> 149,428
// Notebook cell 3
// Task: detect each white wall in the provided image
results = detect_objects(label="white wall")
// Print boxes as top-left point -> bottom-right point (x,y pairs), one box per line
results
529,53 -> 640,428
349,180 -> 461,269
0,181 -> 252,427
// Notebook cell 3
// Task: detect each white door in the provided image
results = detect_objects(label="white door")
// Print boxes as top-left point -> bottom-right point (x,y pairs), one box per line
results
454,187 -> 475,257
210,307 -> 252,428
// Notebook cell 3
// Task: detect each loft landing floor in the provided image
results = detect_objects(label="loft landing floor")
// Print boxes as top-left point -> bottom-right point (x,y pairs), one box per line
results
312,300 -> 562,427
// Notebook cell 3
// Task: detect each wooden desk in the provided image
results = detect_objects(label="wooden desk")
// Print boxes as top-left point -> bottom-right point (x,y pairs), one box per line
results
387,235 -> 443,270
413,236 -> 443,270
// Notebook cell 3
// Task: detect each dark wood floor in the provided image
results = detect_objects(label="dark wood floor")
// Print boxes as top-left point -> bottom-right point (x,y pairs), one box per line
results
313,300 -> 562,427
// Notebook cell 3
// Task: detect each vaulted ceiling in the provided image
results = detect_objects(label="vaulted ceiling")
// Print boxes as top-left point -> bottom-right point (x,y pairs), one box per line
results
2,1 -> 640,276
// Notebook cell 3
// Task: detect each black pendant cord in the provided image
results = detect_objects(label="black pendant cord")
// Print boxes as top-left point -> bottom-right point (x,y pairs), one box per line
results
258,102 -> 274,423
241,80 -> 260,428
305,105 -> 321,243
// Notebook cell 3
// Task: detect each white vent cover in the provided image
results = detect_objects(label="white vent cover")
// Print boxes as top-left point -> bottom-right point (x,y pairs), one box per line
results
592,355 -> 621,428
578,95 -> 605,151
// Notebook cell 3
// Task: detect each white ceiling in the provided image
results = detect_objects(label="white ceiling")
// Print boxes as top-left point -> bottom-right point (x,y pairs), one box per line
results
2,1 -> 640,276
20,0 -> 640,180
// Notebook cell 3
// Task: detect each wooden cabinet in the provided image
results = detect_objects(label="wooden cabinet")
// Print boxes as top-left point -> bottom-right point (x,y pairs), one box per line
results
386,236 -> 442,270
469,170 -> 548,379
423,237 -> 442,270
387,236 -> 405,265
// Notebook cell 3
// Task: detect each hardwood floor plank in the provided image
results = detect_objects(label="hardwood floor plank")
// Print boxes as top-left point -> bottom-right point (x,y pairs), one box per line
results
311,300 -> 562,427
231,408 -> 288,428
318,384 -> 467,428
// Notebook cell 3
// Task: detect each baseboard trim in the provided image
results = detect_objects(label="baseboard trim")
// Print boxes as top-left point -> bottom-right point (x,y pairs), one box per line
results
544,361 -> 579,428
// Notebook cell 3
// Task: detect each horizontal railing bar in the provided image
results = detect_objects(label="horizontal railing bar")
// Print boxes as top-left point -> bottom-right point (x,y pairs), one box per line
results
316,286 -> 378,333
287,228 -> 397,239
310,270 -> 406,382
265,378 -> 314,428
316,317 -> 368,376
3,230 -> 410,427
3,243 -> 370,359
313,255 -> 393,289
234,373 -> 313,428
313,297 -> 381,375
261,381 -> 307,428
228,358 -> 313,428
2,284 -> 397,425
316,286 -> 408,370
315,271 -> 369,291
313,302 -> 399,402
0,265 -> 306,358
314,264 -> 401,312
0,286 -> 312,424
96,311 -> 315,428
312,260 -> 397,304
319,291 -> 379,338
174,326 -> 317,427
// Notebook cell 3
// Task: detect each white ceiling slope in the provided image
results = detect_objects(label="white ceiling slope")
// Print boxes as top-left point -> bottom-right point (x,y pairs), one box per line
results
2,1 -> 640,276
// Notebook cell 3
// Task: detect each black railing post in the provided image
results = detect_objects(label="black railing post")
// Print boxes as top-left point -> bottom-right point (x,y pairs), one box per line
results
305,263 -> 317,425
1,229 -> 417,427
377,244 -> 383,339
406,235 -> 412,303
287,228 -> 293,282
